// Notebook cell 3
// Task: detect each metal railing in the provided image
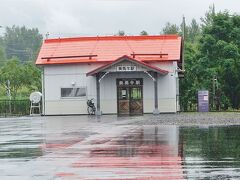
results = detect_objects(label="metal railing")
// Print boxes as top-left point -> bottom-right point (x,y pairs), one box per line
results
0,99 -> 30,117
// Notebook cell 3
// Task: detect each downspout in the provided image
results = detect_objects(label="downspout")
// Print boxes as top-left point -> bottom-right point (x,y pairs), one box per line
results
41,67 -> 45,115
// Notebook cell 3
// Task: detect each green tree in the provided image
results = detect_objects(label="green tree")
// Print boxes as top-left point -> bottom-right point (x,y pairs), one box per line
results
180,8 -> 240,111
0,58 -> 26,99
140,30 -> 148,35
179,43 -> 199,111
197,11 -> 240,109
4,26 -> 43,63
200,4 -> 216,26
0,59 -> 41,100
117,30 -> 125,36
187,19 -> 201,43
162,22 -> 179,34
23,62 -> 41,91
0,47 -> 6,66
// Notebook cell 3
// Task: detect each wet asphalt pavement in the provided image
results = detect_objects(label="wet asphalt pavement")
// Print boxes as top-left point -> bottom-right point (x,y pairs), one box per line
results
1,114 -> 240,179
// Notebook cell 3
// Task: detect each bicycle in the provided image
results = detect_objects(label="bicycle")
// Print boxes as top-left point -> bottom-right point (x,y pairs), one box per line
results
87,99 -> 96,115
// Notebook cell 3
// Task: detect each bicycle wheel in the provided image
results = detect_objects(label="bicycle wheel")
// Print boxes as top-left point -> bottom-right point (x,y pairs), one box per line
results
87,106 -> 94,115
92,106 -> 96,115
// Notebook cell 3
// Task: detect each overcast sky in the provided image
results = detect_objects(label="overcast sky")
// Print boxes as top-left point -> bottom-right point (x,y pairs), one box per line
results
0,0 -> 239,38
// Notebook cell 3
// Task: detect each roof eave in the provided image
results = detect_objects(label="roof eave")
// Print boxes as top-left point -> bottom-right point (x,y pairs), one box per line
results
86,55 -> 169,76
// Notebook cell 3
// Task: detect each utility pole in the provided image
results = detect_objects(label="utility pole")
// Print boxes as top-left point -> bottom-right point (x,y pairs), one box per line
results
212,76 -> 217,110
182,15 -> 186,71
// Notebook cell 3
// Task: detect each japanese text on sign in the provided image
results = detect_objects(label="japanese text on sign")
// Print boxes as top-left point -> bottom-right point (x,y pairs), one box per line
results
116,65 -> 137,72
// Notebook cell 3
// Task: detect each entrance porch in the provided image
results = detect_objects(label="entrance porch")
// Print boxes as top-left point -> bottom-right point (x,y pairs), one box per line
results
87,55 -> 169,116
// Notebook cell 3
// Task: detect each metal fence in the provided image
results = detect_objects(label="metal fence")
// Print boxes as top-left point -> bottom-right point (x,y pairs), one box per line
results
0,99 -> 30,117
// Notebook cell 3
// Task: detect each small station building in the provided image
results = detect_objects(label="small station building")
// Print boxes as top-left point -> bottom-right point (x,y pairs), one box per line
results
36,35 -> 183,116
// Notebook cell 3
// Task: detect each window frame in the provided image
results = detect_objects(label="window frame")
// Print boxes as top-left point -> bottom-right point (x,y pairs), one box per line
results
60,87 -> 87,99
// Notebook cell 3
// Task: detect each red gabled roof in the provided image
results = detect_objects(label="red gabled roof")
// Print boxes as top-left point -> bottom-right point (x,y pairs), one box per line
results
87,55 -> 169,76
36,35 -> 182,65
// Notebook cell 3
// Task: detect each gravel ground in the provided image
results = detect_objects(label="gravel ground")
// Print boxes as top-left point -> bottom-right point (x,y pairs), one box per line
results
119,112 -> 240,126
1,112 -> 240,126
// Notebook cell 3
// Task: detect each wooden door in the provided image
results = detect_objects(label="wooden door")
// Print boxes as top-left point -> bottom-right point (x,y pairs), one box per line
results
129,87 -> 143,115
117,87 -> 130,115
117,78 -> 143,116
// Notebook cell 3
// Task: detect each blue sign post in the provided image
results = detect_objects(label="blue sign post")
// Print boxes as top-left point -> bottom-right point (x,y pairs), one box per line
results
198,90 -> 209,112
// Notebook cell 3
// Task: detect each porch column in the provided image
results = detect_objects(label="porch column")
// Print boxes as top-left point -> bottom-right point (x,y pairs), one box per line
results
153,72 -> 160,115
96,73 -> 102,116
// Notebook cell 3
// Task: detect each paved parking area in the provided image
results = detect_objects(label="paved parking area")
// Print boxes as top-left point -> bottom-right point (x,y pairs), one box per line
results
0,115 -> 184,180
1,113 -> 240,179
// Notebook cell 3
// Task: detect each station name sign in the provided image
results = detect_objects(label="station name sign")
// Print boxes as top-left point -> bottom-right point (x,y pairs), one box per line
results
116,65 -> 137,72
117,78 -> 143,86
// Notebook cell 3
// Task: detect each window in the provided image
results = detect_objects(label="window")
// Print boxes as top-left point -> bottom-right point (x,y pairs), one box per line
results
130,87 -> 142,100
61,87 -> 86,98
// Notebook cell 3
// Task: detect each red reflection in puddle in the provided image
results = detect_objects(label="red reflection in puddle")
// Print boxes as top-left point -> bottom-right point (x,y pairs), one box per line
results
69,127 -> 184,179
40,139 -> 82,149
56,172 -> 75,177
90,138 -> 111,145
72,156 -> 182,168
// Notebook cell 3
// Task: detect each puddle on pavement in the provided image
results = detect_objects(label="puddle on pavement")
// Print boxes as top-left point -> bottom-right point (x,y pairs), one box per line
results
1,118 -> 240,179
69,126 -> 240,179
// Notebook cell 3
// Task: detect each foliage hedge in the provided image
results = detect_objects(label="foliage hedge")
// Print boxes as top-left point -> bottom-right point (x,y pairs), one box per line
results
0,99 -> 30,117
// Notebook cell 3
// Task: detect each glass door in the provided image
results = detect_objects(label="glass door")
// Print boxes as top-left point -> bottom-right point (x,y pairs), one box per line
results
129,87 -> 143,115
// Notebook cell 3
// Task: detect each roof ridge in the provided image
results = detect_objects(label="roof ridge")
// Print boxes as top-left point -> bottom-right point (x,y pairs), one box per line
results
45,34 -> 180,43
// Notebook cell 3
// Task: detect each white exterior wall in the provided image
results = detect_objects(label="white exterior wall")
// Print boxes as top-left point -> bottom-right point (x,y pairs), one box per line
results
150,61 -> 178,113
43,61 -> 178,115
43,63 -> 102,115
